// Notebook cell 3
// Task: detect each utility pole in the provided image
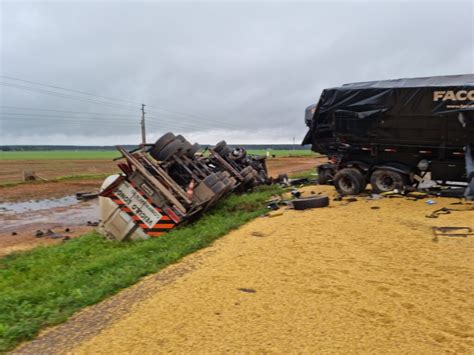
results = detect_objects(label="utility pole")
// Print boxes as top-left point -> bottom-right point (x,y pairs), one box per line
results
141,103 -> 146,145
293,136 -> 295,151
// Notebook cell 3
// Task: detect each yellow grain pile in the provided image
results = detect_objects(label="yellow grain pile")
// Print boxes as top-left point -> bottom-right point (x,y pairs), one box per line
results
70,186 -> 474,353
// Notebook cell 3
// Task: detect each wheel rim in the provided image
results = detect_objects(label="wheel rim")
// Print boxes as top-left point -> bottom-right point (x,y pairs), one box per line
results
339,177 -> 354,193
378,174 -> 395,190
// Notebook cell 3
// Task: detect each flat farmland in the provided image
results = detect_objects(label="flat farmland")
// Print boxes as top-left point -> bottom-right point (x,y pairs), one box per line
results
0,150 -> 320,184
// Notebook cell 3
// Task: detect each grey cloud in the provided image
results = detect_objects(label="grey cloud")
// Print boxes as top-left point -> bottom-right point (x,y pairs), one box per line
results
0,1 -> 473,145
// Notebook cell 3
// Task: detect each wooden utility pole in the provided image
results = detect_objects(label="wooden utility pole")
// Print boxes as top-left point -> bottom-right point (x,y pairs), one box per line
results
141,104 -> 146,145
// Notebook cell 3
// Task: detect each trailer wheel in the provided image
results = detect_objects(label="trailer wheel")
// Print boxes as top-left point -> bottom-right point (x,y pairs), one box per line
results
211,181 -> 226,194
370,169 -> 407,193
186,143 -> 200,157
149,132 -> 175,160
156,140 -> 184,161
203,173 -> 219,188
334,168 -> 365,195
214,141 -> 227,153
240,166 -> 253,176
317,167 -> 334,185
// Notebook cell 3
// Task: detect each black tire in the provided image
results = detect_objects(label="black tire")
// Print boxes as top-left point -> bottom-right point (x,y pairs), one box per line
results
220,146 -> 231,157
370,169 -> 407,193
292,196 -> 329,210
156,140 -> 184,161
240,166 -> 253,176
243,173 -> 255,184
203,174 -> 219,188
214,141 -> 227,153
175,135 -> 186,143
186,143 -> 200,158
149,132 -> 175,160
317,167 -> 333,185
334,168 -> 365,195
181,140 -> 192,153
211,181 -> 226,194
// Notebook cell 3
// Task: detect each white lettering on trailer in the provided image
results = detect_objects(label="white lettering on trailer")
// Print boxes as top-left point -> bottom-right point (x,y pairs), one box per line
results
114,181 -> 162,228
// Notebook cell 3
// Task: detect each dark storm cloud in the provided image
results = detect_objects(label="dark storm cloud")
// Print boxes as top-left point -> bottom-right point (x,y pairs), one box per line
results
0,1 -> 473,145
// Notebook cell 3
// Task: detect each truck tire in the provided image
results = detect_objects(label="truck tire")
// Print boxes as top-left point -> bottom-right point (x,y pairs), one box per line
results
175,134 -> 186,143
156,140 -> 184,161
211,181 -> 226,194
370,169 -> 407,193
334,168 -> 365,195
317,166 -> 333,185
292,196 -> 329,210
149,132 -> 175,160
186,143 -> 200,158
214,141 -> 227,153
240,166 -> 253,176
203,173 -> 219,188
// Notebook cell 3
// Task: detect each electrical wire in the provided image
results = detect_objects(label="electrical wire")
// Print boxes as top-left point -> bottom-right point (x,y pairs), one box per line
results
1,75 -> 239,129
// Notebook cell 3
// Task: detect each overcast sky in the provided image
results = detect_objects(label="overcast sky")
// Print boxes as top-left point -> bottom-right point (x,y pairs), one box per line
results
0,0 -> 473,145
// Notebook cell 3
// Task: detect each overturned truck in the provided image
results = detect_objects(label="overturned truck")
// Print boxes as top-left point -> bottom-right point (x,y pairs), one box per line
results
303,74 -> 474,197
99,133 -> 269,241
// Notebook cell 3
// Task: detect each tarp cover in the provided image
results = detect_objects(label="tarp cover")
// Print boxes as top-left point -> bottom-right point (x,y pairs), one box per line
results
303,74 -> 474,146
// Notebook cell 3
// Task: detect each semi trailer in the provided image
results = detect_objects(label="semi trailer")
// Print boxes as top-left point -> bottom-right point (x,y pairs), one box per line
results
302,74 -> 474,196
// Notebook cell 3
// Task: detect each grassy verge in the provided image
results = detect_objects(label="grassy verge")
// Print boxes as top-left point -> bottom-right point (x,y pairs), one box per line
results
0,185 -> 281,352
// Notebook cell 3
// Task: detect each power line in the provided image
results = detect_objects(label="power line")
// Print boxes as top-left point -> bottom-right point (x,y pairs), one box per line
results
0,106 -> 135,116
0,75 -> 142,106
1,75 -> 239,129
0,111 -> 234,131
0,82 -> 140,112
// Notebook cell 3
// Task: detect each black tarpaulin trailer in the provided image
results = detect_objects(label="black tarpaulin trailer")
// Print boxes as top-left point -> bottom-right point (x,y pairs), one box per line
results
302,74 -> 474,196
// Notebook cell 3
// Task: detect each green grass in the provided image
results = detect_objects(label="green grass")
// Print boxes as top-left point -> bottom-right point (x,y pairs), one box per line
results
0,185 -> 281,352
0,149 -> 315,160
0,150 -> 119,160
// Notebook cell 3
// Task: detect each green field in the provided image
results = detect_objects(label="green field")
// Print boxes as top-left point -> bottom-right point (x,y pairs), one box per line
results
0,149 -> 315,160
0,186 -> 282,352
0,150 -> 120,160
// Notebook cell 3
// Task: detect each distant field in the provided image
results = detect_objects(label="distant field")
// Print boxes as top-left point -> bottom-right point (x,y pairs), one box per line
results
0,150 -> 120,160
0,149 -> 315,160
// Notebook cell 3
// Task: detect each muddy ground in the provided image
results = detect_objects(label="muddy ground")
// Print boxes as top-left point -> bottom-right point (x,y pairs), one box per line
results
0,156 -> 323,185
0,156 -> 325,256
14,185 -> 474,354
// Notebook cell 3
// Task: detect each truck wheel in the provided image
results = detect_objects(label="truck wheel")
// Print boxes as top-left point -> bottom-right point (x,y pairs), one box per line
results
156,140 -> 184,161
211,181 -> 226,194
186,143 -> 200,158
149,132 -> 175,160
370,169 -> 407,193
317,167 -> 333,185
214,141 -> 227,153
334,168 -> 365,195
203,173 -> 219,188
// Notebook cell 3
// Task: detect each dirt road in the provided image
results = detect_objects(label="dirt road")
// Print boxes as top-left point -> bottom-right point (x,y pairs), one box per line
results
16,186 -> 474,354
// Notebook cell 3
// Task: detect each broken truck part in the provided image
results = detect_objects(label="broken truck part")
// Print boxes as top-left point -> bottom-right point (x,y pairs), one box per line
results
303,74 -> 474,197
98,133 -> 270,241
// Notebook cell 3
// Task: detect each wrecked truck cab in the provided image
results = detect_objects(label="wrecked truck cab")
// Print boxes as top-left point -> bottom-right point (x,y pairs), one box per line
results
303,74 -> 474,196
98,133 -> 271,241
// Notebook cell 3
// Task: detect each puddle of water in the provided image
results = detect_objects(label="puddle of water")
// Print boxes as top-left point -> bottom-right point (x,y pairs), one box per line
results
0,195 -> 79,214
0,200 -> 99,233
